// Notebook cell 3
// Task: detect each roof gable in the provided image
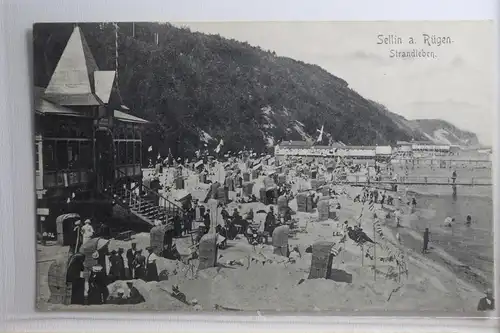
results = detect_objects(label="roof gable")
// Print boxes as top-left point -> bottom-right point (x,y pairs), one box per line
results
94,71 -> 116,103
44,26 -> 100,106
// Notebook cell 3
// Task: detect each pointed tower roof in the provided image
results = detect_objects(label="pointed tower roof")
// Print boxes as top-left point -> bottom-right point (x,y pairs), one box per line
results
44,26 -> 102,106
94,70 -> 116,104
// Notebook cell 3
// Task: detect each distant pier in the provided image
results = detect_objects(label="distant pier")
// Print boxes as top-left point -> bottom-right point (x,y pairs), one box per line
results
337,176 -> 492,187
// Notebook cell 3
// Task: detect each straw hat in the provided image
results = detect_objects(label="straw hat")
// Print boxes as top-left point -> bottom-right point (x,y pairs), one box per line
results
84,219 -> 91,225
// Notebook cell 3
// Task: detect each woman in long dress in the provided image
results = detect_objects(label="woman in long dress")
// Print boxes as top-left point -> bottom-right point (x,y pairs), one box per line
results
66,253 -> 86,305
81,219 -> 95,245
145,247 -> 159,282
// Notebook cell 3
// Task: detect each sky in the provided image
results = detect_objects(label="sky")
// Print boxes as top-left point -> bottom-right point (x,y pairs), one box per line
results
174,21 -> 494,146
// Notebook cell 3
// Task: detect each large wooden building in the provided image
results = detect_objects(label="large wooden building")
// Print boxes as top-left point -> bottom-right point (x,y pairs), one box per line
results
35,26 -> 149,234
274,141 -> 393,163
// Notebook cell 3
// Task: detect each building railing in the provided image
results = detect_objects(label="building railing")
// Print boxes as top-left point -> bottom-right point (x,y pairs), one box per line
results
114,164 -> 142,179
42,169 -> 92,189
113,167 -> 184,225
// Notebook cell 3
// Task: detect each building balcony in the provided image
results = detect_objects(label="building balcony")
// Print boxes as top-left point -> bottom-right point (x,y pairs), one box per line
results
40,169 -> 92,189
115,164 -> 142,179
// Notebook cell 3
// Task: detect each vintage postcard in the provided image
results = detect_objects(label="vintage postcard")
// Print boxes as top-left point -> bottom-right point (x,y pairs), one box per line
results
34,21 -> 494,314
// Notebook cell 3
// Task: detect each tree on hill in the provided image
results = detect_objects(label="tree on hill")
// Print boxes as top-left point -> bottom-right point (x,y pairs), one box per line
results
33,22 -> 424,160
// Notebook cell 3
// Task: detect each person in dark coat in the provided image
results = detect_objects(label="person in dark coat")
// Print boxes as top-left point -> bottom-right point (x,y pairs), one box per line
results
183,208 -> 194,235
221,207 -> 230,225
98,222 -> 111,238
173,214 -> 182,238
203,210 -> 211,232
87,264 -> 109,305
145,247 -> 159,282
245,208 -> 254,223
66,253 -> 85,305
116,248 -> 126,280
133,250 -> 146,280
108,250 -> 120,283
422,228 -> 430,254
126,243 -> 137,279
477,289 -> 495,311
283,207 -> 292,222
265,206 -> 276,236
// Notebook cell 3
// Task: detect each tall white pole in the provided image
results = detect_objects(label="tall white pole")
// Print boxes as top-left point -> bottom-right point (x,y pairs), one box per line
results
114,23 -> 119,83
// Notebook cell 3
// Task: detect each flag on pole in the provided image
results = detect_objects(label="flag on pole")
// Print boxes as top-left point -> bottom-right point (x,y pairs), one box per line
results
215,139 -> 224,153
316,125 -> 324,143
330,245 -> 342,257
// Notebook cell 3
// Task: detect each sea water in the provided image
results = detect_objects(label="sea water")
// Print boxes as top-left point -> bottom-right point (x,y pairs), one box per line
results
409,192 -> 494,289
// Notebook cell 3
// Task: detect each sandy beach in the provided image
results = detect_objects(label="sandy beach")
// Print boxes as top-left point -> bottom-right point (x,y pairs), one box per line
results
37,159 -> 493,314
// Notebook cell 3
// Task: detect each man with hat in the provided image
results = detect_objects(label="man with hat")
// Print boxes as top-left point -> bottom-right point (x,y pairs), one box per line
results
108,250 -> 119,283
109,249 -> 125,282
116,248 -> 126,280
477,289 -> 495,311
87,253 -> 109,305
126,243 -> 138,279
133,249 -> 146,280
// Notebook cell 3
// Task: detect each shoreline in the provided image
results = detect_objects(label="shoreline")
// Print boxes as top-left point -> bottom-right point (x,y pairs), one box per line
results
37,163 -> 491,312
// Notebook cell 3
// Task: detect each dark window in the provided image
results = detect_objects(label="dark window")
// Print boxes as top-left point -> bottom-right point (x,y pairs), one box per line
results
118,142 -> 127,165
43,141 -> 56,170
56,141 -> 69,169
80,142 -> 92,169
126,141 -> 134,164
126,126 -> 134,140
134,142 -> 141,164
68,141 -> 80,169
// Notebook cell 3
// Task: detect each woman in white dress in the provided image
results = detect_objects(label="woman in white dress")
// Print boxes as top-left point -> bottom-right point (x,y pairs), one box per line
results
81,219 -> 95,245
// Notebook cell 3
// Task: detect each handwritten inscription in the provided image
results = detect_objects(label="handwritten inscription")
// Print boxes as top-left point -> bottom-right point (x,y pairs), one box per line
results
377,34 -> 454,59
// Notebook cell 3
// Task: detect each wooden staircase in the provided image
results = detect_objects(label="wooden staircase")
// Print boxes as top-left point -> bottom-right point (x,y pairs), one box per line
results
111,169 -> 185,226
